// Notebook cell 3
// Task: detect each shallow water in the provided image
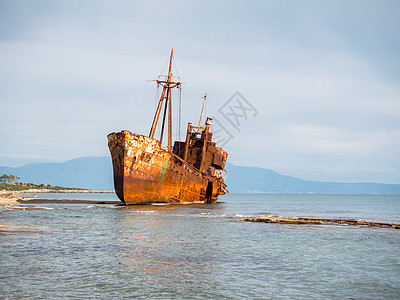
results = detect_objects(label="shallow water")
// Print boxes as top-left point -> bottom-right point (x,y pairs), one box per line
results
1,194 -> 399,299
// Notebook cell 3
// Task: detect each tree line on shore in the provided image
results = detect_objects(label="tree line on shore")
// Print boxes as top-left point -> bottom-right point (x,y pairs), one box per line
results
0,174 -> 85,191
0,174 -> 21,184
1,173 -> 53,187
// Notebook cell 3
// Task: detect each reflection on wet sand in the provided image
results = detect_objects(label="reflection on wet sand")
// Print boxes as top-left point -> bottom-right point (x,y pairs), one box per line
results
0,224 -> 47,234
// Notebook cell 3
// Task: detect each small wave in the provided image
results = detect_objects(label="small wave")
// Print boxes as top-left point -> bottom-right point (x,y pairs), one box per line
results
125,210 -> 158,214
234,214 -> 246,218
86,205 -> 107,208
85,204 -> 122,209
233,214 -> 260,218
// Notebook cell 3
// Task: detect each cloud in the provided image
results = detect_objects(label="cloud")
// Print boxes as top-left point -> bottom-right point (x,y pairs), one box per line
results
0,0 -> 399,183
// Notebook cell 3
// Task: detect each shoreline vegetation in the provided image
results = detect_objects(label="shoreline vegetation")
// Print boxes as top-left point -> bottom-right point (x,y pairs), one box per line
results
0,181 -> 113,193
0,180 -> 114,193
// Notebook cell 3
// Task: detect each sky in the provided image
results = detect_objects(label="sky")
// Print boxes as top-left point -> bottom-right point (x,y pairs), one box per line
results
1,0 -> 399,184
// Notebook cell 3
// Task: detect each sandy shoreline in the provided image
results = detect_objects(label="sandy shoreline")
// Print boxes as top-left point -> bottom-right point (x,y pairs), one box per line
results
0,191 -> 28,205
0,190 -> 120,206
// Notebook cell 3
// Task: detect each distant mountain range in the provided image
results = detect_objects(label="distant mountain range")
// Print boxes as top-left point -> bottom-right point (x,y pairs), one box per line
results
0,157 -> 114,190
225,163 -> 400,194
1,156 -> 399,194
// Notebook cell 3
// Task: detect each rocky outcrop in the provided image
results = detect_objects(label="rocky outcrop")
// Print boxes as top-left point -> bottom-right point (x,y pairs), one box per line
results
241,217 -> 400,229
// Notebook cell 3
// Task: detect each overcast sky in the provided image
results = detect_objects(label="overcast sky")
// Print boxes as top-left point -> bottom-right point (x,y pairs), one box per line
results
1,0 -> 399,184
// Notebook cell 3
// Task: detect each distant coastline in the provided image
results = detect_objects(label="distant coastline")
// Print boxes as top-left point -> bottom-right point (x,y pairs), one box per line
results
1,156 -> 399,194
0,182 -> 113,194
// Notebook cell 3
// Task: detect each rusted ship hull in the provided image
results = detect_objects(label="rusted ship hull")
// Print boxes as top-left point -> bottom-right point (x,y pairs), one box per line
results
108,130 -> 226,204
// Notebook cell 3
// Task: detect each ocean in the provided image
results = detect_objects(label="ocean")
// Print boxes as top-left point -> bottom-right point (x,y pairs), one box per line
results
1,194 -> 399,299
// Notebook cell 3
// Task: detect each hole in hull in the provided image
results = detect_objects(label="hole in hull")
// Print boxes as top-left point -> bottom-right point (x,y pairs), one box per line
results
205,181 -> 213,203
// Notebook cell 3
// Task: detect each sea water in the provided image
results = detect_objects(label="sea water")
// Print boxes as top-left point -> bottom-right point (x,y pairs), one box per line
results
1,194 -> 399,299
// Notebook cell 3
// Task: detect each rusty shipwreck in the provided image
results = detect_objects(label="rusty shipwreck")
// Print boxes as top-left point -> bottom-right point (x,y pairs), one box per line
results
107,50 -> 228,204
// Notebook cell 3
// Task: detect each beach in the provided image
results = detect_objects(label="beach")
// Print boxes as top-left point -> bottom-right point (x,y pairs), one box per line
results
0,191 -> 30,205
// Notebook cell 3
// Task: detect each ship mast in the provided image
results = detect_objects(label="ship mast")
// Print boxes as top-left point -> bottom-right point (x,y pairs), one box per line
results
149,49 -> 181,152
196,93 -> 207,132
